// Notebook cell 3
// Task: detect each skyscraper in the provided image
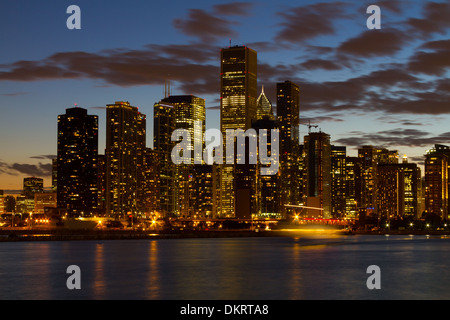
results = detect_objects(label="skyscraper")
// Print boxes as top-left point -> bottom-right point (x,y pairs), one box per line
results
425,144 -> 450,219
345,156 -> 362,218
277,80 -> 301,216
153,100 -> 176,216
377,161 -> 421,221
57,107 -> 98,216
331,145 -> 347,218
256,86 -> 274,121
218,45 -> 258,217
161,95 -> 206,217
358,146 -> 399,217
304,131 -> 331,218
105,101 -> 145,218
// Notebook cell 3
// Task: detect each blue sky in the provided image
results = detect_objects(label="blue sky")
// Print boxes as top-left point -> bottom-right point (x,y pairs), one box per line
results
1,0 -> 449,191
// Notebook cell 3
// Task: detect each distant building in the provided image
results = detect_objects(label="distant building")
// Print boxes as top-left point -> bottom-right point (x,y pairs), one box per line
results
22,177 -> 43,199
34,193 -> 57,214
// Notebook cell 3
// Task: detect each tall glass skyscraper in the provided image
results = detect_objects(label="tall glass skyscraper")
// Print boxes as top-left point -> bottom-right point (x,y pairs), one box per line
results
160,95 -> 206,217
57,107 -> 98,216
277,80 -> 301,216
219,45 -> 258,218
105,101 -> 145,218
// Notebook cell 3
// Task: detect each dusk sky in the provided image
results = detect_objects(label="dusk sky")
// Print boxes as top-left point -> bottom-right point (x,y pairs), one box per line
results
0,0 -> 449,191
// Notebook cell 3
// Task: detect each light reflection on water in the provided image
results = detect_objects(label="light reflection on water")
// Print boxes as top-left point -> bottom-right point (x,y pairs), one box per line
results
1,234 -> 450,300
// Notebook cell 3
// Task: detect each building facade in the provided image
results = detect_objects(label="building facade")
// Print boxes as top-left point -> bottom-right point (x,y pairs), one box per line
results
57,107 -> 98,216
218,45 -> 258,218
105,101 -> 145,218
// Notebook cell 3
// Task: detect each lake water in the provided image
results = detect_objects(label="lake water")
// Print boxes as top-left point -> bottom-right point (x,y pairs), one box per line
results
1,233 -> 450,300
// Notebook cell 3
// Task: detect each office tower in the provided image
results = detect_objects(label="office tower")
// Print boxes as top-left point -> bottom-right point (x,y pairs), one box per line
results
153,100 -> 176,216
161,95 -> 206,217
0,191 -> 4,215
331,146 -> 347,218
424,144 -> 450,219
345,157 -> 362,218
190,164 -> 213,218
304,131 -> 331,218
358,146 -> 398,217
136,112 -> 147,214
23,177 -> 44,199
277,80 -> 301,217
97,154 -> 107,214
256,86 -> 274,121
219,45 -> 258,218
34,193 -> 57,214
253,118 -> 280,217
106,101 -> 145,218
51,158 -> 57,192
144,148 -> 160,214
277,81 -> 300,150
57,107 -> 98,216
377,161 -> 421,221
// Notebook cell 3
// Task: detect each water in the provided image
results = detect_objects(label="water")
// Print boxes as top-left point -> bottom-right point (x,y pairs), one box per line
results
1,233 -> 450,300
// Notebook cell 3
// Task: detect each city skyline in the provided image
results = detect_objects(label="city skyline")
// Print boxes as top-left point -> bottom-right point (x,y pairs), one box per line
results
1,0 -> 450,191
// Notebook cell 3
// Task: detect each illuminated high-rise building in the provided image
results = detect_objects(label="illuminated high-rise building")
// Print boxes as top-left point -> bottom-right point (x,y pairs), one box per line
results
143,148 -> 160,214
106,101 -> 145,218
345,156 -> 362,218
161,95 -> 206,217
331,146 -> 347,218
23,177 -> 44,199
277,80 -> 301,216
253,118 -> 280,218
377,161 -> 421,221
304,131 -> 331,218
57,107 -> 98,216
218,45 -> 258,218
256,86 -> 274,121
425,144 -> 450,219
153,100 -> 176,216
358,146 -> 398,217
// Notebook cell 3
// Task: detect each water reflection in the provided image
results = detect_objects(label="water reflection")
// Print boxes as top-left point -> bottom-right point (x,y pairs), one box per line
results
1,235 -> 450,299
93,243 -> 105,299
147,240 -> 160,299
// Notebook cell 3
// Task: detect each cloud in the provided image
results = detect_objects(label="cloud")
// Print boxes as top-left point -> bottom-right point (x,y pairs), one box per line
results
212,2 -> 254,16
0,92 -> 27,96
0,44 -> 220,97
407,39 -> 450,76
6,162 -> 52,177
334,129 -> 450,149
406,1 -> 450,38
299,59 -> 343,71
173,3 -> 254,42
337,29 -> 410,57
276,2 -> 349,44
173,9 -> 238,42
29,155 -> 56,160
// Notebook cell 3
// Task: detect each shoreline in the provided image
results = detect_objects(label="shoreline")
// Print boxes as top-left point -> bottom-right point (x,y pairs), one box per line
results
1,227 -> 450,242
